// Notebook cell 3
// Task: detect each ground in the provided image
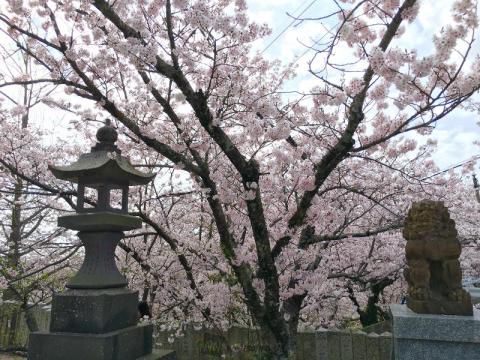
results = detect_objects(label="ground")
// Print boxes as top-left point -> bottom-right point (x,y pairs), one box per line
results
0,354 -> 25,359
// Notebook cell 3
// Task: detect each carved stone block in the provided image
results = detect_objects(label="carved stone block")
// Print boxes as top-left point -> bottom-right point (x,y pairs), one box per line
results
50,288 -> 139,333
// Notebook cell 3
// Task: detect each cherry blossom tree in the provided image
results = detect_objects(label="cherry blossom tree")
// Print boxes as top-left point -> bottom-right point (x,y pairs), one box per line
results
0,0 -> 479,358
0,44 -> 83,340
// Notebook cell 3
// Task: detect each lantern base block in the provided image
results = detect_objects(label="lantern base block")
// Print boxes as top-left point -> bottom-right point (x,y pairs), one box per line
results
50,288 -> 139,333
28,323 -> 174,360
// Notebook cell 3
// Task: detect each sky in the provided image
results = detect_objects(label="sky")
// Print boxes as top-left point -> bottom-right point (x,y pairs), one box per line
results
1,0 -> 478,177
246,0 -> 480,175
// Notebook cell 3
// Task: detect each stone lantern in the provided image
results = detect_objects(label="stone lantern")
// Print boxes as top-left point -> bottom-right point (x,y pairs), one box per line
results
28,120 -> 175,360
48,119 -> 155,290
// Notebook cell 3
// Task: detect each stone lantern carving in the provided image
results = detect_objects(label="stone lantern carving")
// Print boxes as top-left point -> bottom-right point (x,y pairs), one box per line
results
28,120 -> 175,360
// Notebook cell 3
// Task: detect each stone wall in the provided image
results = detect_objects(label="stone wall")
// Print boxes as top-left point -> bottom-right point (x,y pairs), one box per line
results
154,327 -> 392,360
0,303 -> 392,359
0,302 -> 50,350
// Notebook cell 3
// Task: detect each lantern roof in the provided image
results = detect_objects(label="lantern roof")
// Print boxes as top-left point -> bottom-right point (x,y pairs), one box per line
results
49,120 -> 155,186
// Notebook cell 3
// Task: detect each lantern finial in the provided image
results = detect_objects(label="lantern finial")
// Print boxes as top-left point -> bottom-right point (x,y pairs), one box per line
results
92,118 -> 119,152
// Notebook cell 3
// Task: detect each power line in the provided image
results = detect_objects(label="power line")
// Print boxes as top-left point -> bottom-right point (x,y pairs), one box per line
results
290,23 -> 334,65
272,23 -> 336,92
422,154 -> 480,181
261,0 -> 319,54
290,0 -> 314,17
260,4 -> 480,184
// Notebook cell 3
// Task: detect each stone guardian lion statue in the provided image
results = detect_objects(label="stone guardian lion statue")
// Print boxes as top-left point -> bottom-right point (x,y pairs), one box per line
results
403,200 -> 473,316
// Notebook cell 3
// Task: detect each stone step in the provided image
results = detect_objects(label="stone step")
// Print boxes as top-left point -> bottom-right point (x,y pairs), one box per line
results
137,350 -> 176,360
28,324 -> 154,360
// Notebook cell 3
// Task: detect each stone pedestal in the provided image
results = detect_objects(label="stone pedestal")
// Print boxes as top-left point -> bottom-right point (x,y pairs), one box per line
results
28,288 -> 176,360
466,287 -> 480,305
29,323 -> 153,360
390,304 -> 480,360
49,288 -> 139,333
66,231 -> 128,289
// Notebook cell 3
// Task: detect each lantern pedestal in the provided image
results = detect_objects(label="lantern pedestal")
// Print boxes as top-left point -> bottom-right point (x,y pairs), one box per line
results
28,323 -> 175,360
67,231 -> 128,289
50,288 -> 139,333
28,232 -> 176,360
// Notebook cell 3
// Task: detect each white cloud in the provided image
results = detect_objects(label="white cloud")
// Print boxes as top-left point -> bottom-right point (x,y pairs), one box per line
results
430,110 -> 480,170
